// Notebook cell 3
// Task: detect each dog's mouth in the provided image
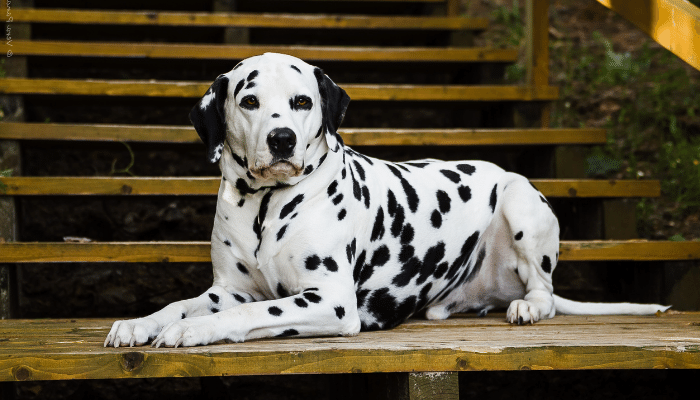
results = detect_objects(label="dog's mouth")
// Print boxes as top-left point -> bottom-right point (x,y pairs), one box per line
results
249,160 -> 303,180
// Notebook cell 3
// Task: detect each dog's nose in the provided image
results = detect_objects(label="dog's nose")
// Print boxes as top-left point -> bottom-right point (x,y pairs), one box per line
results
267,128 -> 296,158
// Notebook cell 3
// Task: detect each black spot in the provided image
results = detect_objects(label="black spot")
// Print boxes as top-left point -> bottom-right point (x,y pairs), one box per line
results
327,181 -> 338,197
230,152 -> 247,169
303,292 -> 322,303
434,262 -> 448,279
370,207 -> 385,242
387,164 -> 419,213
317,153 -> 327,168
305,255 -> 321,271
416,282 -> 433,311
457,164 -> 476,175
387,190 -> 397,215
237,262 -> 249,275
237,199 -> 245,207
247,70 -> 259,81
236,178 -> 257,196
390,204 -> 405,238
346,239 -> 356,264
210,307 -> 219,313
514,231 -> 523,241
233,62 -> 243,70
351,169 -> 361,201
356,289 -> 370,308
489,184 -> 498,212
277,329 -> 299,337
268,306 -> 283,316
440,169 -> 461,183
406,162 -> 429,168
209,293 -> 219,303
417,242 -> 446,285
353,160 -> 366,181
392,256 -> 420,287
458,185 -> 471,202
271,113 -> 280,118
280,194 -> 304,219
445,231 -> 479,280
430,210 -> 442,228
362,186 -> 371,209
370,245 -> 391,267
436,190 -> 451,214
323,257 -> 339,272
245,81 -> 255,89
341,167 -> 347,179
398,245 -> 415,263
400,224 -> 414,245
462,248 -> 486,285
335,306 -> 346,319
290,65 -> 301,73
541,255 -> 552,273
233,79 -> 245,98
277,283 -> 289,298
233,293 -> 246,303
223,239 -> 232,247
304,165 -> 314,175
276,224 -> 288,241
295,298 -> 308,308
338,209 -> 347,220
181,313 -> 186,319
353,250 -> 367,283
332,194 -> 344,205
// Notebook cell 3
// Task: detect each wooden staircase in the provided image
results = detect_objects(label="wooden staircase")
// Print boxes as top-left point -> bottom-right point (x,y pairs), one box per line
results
0,0 -> 698,394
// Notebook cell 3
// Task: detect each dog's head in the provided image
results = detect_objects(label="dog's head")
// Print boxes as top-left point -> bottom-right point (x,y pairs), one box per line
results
190,53 -> 350,182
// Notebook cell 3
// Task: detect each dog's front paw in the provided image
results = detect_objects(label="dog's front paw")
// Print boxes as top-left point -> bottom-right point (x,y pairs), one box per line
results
151,318 -> 218,348
104,318 -> 160,347
506,300 -> 542,325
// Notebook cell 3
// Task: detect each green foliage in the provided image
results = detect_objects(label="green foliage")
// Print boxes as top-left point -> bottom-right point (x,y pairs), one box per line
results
551,30 -> 700,232
491,0 -> 524,47
0,169 -> 11,194
109,142 -> 137,176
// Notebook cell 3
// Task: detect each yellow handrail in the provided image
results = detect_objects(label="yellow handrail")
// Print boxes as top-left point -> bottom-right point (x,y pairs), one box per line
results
597,0 -> 700,71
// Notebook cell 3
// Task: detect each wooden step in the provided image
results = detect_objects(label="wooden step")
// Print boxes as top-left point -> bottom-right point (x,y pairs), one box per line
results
10,8 -> 488,30
0,314 -> 698,381
0,177 -> 660,198
0,240 -> 697,263
0,78 -> 560,101
10,40 -> 518,63
0,123 -> 607,146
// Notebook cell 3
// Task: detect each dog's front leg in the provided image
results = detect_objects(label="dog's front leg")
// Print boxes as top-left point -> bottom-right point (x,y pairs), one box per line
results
104,286 -> 253,347
152,286 -> 360,347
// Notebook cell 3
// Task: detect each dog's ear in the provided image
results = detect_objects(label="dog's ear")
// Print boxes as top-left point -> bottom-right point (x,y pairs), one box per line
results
314,68 -> 350,152
190,74 -> 230,163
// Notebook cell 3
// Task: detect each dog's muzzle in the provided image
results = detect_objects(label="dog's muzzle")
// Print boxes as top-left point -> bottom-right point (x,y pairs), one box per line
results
267,127 -> 296,160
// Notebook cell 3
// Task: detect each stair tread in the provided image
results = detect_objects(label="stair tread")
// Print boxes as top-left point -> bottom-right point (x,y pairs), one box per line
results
11,40 -> 518,62
0,177 -> 660,198
0,240 -> 697,263
0,78 -> 560,101
11,8 -> 489,30
0,123 -> 606,145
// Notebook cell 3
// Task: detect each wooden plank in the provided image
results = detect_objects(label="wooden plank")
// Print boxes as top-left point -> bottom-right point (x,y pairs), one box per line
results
10,9 -> 488,30
597,0 -> 700,71
9,40 -> 518,63
0,177 -> 659,197
0,314 -> 698,381
0,78 -> 561,101
0,240 -> 697,263
0,123 -> 607,146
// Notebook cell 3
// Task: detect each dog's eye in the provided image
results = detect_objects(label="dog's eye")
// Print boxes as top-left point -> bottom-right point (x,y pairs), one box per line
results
292,96 -> 312,110
240,95 -> 259,110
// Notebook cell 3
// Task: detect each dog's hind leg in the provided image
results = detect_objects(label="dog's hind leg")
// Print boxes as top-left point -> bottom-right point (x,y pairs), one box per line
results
498,174 -> 560,324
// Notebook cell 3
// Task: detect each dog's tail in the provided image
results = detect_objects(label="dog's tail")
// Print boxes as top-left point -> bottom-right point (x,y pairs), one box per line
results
553,294 -> 670,315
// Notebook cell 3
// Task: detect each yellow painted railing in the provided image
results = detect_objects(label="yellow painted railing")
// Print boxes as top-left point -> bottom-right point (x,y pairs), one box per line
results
596,0 -> 700,71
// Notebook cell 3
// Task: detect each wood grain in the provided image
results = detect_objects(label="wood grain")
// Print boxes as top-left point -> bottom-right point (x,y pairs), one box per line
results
10,40 -> 518,63
11,9 -> 488,30
0,78 -> 561,101
0,240 -> 697,263
0,314 -> 698,381
0,177 -> 659,197
0,123 -> 607,146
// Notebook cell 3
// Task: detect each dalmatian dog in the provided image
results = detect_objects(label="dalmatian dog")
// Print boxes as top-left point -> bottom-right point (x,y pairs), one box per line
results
105,53 -> 669,348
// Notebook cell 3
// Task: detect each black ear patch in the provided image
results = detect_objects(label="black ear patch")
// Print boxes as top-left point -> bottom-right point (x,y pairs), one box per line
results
190,74 -> 230,163
314,68 -> 350,152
